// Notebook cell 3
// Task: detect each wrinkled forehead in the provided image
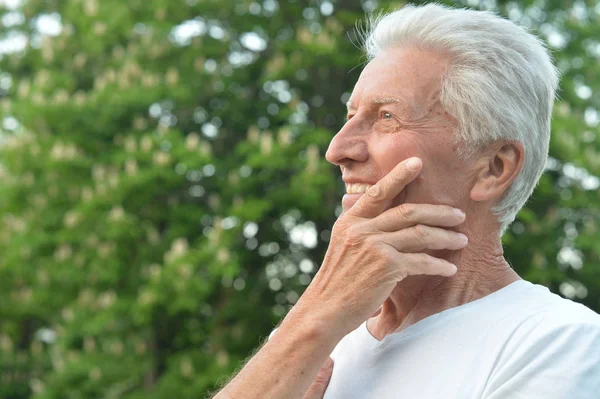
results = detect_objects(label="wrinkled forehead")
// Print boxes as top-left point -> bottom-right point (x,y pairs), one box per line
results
349,47 -> 449,114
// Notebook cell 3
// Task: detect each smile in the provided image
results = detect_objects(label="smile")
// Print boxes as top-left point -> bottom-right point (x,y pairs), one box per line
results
345,183 -> 373,194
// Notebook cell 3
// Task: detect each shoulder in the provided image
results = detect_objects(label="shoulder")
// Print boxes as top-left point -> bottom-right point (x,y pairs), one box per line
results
498,279 -> 600,327
501,281 -> 600,360
521,282 -> 600,331
482,282 -> 600,398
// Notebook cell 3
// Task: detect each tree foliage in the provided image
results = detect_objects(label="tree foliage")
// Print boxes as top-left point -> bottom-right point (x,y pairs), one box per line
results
0,0 -> 598,397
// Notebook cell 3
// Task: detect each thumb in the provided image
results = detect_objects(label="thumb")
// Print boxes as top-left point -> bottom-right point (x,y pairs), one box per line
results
303,357 -> 334,399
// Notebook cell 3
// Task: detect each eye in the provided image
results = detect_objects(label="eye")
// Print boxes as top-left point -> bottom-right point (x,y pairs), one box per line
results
375,111 -> 401,133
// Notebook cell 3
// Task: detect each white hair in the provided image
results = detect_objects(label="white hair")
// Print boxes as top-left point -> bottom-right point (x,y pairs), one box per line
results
362,3 -> 560,234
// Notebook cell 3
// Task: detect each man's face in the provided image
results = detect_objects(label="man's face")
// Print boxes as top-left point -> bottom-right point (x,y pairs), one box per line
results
326,46 -> 478,215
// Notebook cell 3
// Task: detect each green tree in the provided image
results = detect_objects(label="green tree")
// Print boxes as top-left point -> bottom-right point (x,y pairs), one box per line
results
0,0 -> 598,398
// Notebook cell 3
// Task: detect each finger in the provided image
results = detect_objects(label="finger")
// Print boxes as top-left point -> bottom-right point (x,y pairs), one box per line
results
303,357 -> 334,399
382,224 -> 468,252
372,203 -> 466,232
394,252 -> 458,279
348,157 -> 422,219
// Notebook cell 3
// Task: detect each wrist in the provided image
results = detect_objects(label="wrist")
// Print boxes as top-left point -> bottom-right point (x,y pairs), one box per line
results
279,299 -> 347,346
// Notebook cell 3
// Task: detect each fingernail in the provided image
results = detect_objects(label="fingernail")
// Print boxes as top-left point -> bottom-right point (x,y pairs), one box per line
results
459,234 -> 468,244
454,208 -> 465,217
404,157 -> 420,170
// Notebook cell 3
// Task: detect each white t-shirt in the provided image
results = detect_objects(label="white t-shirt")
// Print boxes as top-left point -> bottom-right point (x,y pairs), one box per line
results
319,280 -> 600,398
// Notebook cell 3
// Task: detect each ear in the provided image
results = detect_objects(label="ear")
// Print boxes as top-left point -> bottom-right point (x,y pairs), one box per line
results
470,142 -> 524,203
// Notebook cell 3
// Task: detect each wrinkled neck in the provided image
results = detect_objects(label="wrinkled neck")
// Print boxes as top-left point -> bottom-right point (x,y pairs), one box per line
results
368,216 -> 520,341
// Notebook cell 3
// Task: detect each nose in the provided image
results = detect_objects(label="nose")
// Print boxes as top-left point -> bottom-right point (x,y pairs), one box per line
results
325,119 -> 369,166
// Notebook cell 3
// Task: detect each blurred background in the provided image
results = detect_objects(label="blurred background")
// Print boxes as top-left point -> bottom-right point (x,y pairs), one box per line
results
0,0 -> 598,397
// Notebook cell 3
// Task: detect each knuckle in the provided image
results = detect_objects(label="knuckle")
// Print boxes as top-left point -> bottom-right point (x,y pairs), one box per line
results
363,234 -> 377,246
396,203 -> 415,220
419,252 -> 434,264
313,376 -> 328,385
366,184 -> 385,201
345,225 -> 363,246
381,241 -> 395,255
412,224 -> 430,241
398,269 -> 409,280
394,256 -> 410,279
316,369 -> 332,382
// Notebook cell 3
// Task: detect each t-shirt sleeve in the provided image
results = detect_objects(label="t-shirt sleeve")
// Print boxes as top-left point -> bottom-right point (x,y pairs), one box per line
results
482,321 -> 600,399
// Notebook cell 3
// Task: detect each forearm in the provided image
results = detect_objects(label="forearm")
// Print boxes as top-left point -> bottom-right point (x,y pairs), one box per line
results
214,307 -> 342,399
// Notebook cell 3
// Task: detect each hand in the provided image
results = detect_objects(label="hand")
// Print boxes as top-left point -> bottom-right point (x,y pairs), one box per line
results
303,357 -> 334,399
295,157 -> 468,336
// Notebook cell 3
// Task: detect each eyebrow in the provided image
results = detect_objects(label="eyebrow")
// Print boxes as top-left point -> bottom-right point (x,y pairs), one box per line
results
346,96 -> 407,111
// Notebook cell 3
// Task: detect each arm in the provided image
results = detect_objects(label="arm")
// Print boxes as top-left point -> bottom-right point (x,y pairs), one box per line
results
213,305 -> 341,399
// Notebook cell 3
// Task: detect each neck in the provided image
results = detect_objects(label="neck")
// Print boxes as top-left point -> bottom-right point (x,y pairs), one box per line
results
368,218 -> 520,340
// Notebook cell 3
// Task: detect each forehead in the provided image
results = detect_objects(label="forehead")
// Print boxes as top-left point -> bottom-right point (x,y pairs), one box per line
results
349,46 -> 448,112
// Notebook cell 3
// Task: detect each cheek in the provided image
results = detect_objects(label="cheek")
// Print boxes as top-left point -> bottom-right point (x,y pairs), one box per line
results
395,139 -> 468,204
370,135 -> 431,206
371,134 -> 428,171
419,157 -> 473,206
369,133 -> 470,206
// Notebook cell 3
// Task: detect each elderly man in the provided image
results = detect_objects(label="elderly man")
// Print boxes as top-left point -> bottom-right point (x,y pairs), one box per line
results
214,4 -> 600,399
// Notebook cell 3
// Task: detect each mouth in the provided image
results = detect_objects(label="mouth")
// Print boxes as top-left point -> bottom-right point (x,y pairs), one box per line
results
345,183 -> 373,194
342,183 -> 373,210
